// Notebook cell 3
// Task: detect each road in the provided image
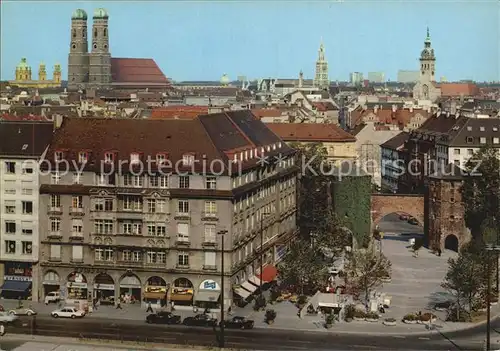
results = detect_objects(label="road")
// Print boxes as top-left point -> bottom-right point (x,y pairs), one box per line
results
3,315 -> 498,350
378,213 -> 424,235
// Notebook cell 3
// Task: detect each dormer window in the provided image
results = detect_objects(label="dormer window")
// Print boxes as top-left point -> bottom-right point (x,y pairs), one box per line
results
104,152 -> 114,163
466,136 -> 473,143
480,126 -> 485,132
266,145 -> 271,152
182,154 -> 194,166
494,127 -> 498,132
156,153 -> 167,164
54,151 -> 63,161
78,151 -> 88,163
272,144 -> 277,150
467,126 -> 472,131
130,153 -> 140,164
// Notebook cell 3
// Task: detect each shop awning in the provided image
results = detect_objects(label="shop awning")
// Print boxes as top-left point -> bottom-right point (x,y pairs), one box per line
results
241,281 -> 257,293
248,276 -> 261,286
1,280 -> 31,292
257,265 -> 278,283
196,291 -> 220,302
170,293 -> 193,302
233,287 -> 251,299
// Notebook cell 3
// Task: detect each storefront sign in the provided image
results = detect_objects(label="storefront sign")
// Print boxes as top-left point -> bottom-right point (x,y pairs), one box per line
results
172,287 -> 193,295
94,284 -> 114,290
67,282 -> 87,289
4,275 -> 31,282
4,262 -> 32,279
199,280 -> 220,291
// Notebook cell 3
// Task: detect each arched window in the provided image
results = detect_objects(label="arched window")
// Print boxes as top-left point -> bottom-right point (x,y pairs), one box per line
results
104,28 -> 107,37
82,29 -> 86,38
94,28 -> 97,38
72,29 -> 76,38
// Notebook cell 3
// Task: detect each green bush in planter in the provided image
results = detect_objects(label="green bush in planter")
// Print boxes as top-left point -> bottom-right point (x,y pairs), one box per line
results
403,314 -> 416,321
297,295 -> 308,305
385,318 -> 396,323
366,311 -> 379,319
265,309 -> 277,322
353,310 -> 366,319
325,314 -> 335,325
344,304 -> 356,320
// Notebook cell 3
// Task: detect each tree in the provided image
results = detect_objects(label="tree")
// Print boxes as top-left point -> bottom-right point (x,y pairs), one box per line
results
277,240 -> 329,294
344,249 -> 391,307
461,146 -> 500,237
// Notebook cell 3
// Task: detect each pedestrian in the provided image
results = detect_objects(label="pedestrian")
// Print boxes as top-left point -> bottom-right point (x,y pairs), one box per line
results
438,248 -> 442,257
116,301 -> 122,309
146,302 -> 153,313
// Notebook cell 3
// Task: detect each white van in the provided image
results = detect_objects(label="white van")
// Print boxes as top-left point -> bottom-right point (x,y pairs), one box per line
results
44,291 -> 60,305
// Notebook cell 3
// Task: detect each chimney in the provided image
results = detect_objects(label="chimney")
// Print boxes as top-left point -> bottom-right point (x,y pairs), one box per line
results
392,104 -> 397,112
53,115 -> 63,130
409,106 -> 413,113
374,105 -> 378,113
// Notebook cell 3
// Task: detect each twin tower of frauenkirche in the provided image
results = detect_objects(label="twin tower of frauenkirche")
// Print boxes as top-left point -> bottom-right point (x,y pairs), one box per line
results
68,8 -> 111,90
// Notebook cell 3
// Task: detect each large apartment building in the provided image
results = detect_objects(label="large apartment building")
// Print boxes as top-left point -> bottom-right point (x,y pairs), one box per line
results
0,121 -> 54,300
36,111 -> 298,310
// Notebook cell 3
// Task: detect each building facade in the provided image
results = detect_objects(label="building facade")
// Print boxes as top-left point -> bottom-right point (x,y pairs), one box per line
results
380,132 -> 409,193
37,112 -> 298,309
0,121 -> 54,300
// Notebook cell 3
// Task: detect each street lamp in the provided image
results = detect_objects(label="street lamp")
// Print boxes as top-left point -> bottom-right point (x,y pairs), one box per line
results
259,212 -> 271,293
217,229 -> 228,348
485,243 -> 500,351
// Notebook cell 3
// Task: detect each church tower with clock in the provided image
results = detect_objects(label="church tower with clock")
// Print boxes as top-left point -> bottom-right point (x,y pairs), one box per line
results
89,8 -> 112,87
67,9 -> 90,90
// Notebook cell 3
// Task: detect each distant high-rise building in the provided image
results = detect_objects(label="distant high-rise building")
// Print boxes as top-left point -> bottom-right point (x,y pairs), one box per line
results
367,72 -> 385,83
314,41 -> 329,89
397,70 -> 419,83
349,72 -> 364,85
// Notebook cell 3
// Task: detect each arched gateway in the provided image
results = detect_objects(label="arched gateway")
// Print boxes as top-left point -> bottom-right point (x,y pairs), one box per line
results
371,194 -> 425,227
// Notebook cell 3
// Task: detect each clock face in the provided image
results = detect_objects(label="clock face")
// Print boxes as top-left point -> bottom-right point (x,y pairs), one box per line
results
93,43 -> 97,49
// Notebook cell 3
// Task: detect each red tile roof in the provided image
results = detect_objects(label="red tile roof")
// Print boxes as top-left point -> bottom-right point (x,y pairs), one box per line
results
439,83 -> 479,97
311,101 -> 338,111
266,123 -> 356,142
151,106 -> 208,120
0,114 -> 48,121
251,109 -> 283,119
111,58 -> 169,84
350,107 -> 430,128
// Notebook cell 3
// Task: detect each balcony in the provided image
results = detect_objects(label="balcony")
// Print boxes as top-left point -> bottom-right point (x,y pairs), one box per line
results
174,211 -> 190,220
47,231 -> 62,239
69,206 -> 85,216
202,241 -> 217,248
94,259 -> 116,266
201,212 -> 218,221
175,238 -> 190,247
202,265 -> 217,271
69,232 -> 84,241
115,210 -> 143,220
47,205 -> 62,215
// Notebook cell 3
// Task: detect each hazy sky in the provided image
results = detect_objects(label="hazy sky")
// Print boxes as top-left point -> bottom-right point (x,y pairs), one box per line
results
1,0 -> 499,82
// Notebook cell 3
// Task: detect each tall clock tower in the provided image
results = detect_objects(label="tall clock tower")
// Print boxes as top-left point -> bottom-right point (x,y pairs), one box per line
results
419,27 -> 436,83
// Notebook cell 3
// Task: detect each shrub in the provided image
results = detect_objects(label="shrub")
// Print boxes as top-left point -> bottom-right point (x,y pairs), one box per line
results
353,310 -> 366,319
297,295 -> 308,305
253,295 -> 266,311
446,307 -> 471,322
365,311 -> 379,319
265,309 -> 277,321
325,314 -> 336,325
270,289 -> 280,302
420,313 -> 437,322
344,304 -> 356,320
385,317 -> 396,322
403,314 -> 416,321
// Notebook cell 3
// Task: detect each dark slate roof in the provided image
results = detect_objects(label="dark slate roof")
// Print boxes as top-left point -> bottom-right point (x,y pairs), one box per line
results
380,132 -> 410,150
198,113 -> 249,152
429,163 -> 466,180
447,118 -> 500,147
415,113 -> 467,135
0,121 -> 54,157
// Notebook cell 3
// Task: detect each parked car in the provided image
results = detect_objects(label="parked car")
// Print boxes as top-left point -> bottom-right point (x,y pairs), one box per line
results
146,311 -> 181,324
408,217 -> 419,225
0,312 -> 18,324
44,291 -> 60,304
51,307 -> 85,319
182,314 -> 217,327
9,307 -> 36,316
223,316 -> 254,329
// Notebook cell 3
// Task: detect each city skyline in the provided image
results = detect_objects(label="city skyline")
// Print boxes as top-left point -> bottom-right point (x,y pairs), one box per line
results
1,1 -> 499,82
